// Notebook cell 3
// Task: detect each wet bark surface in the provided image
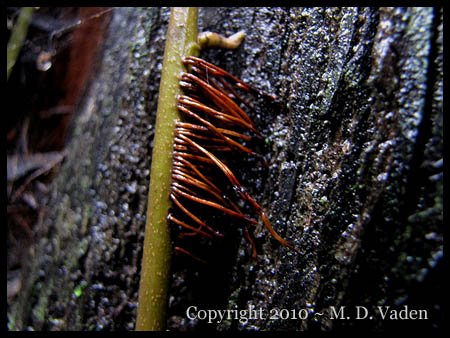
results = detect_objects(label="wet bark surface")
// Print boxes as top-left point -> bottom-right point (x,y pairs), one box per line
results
8,7 -> 443,332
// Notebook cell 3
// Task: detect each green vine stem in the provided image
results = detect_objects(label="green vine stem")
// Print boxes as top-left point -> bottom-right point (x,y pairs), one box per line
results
136,7 -> 200,331
7,7 -> 34,81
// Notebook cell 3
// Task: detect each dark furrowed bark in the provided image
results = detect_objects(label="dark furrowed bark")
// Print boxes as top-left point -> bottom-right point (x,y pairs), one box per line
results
8,7 -> 443,332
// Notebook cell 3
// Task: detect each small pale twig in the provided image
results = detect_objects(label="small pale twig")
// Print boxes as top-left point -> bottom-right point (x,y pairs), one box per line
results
198,30 -> 246,50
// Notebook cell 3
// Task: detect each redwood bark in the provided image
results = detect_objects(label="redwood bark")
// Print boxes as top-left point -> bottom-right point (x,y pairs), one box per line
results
8,7 -> 443,332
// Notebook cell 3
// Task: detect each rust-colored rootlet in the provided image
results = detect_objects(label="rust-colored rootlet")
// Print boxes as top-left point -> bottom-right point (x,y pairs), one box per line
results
169,56 -> 294,260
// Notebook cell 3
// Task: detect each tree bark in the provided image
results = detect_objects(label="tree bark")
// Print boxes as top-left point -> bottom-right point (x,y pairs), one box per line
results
8,7 -> 443,332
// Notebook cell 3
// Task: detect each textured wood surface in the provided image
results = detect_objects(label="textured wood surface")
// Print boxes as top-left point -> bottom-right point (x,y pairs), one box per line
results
8,7 -> 443,331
